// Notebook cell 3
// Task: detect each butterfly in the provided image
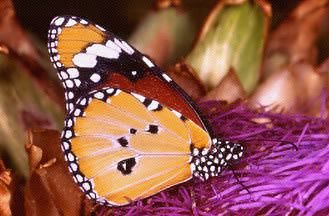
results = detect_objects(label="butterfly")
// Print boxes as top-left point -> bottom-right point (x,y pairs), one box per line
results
47,15 -> 244,206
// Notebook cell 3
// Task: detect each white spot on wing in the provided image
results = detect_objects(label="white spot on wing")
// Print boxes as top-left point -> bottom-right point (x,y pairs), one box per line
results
82,182 -> 91,191
94,92 -> 104,99
90,73 -> 101,83
80,19 -> 88,25
72,53 -> 97,68
105,40 -> 121,52
60,71 -> 68,79
172,110 -> 182,118
70,163 -> 78,172
75,173 -> 83,182
106,88 -> 115,94
69,103 -> 74,110
65,130 -> 72,138
114,89 -> 121,96
114,38 -> 134,55
62,141 -> 70,150
67,68 -> 79,78
162,73 -> 172,82
66,119 -> 73,127
66,19 -> 77,27
96,24 -> 106,31
148,100 -> 159,111
121,41 -> 134,54
65,80 -> 74,88
74,79 -> 81,87
80,98 -> 87,105
74,109 -> 81,116
131,93 -> 145,102
53,17 -> 65,26
68,91 -> 74,99
142,56 -> 154,68
86,44 -> 120,59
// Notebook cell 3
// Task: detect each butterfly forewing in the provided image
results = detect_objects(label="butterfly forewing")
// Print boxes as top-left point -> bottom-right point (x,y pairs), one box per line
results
48,15 -> 208,129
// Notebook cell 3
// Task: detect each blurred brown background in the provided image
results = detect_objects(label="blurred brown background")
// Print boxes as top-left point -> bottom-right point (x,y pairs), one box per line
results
14,0 -> 303,39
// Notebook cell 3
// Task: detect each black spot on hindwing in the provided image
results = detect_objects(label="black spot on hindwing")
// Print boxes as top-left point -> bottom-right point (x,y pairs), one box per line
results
143,99 -> 152,107
129,128 -> 137,134
117,158 -> 136,175
146,124 -> 159,134
117,137 -> 128,147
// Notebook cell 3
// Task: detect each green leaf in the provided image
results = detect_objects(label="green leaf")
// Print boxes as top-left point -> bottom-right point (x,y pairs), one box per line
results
186,1 -> 269,93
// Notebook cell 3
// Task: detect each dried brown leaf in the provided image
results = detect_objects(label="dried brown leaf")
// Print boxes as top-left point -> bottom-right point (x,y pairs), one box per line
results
249,62 -> 327,115
318,57 -> 329,74
0,0 -> 63,107
155,0 -> 182,10
0,160 -> 24,216
201,68 -> 246,103
0,161 -> 11,216
263,0 -> 329,76
249,66 -> 300,113
25,130 -> 94,216
167,60 -> 206,100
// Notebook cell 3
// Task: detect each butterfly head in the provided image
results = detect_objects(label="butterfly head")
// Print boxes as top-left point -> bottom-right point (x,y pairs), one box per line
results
191,138 -> 244,181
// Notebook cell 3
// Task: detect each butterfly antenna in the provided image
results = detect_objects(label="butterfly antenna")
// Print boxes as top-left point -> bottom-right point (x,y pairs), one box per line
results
228,164 -> 251,196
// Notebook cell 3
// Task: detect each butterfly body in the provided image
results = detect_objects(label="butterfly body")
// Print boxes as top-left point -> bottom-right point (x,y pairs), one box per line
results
48,16 -> 243,206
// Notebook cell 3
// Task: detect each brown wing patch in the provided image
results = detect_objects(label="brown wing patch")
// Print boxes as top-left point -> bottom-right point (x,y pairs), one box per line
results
103,72 -> 207,129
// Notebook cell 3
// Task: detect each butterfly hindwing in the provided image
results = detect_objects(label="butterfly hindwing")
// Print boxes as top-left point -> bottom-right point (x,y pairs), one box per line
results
48,15 -> 208,129
61,88 -> 211,206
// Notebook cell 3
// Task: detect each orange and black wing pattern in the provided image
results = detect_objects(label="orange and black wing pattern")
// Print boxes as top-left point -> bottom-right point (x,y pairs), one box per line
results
62,87 -> 211,206
48,15 -> 207,129
48,16 -> 244,207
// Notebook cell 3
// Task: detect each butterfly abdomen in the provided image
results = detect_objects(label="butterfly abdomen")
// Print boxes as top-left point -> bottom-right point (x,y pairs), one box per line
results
191,139 -> 244,181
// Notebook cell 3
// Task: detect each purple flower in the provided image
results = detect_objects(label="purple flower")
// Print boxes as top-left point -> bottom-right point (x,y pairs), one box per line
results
104,100 -> 329,216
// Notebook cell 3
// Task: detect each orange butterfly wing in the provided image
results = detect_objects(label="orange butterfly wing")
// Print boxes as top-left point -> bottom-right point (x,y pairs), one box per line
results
63,88 -> 211,206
